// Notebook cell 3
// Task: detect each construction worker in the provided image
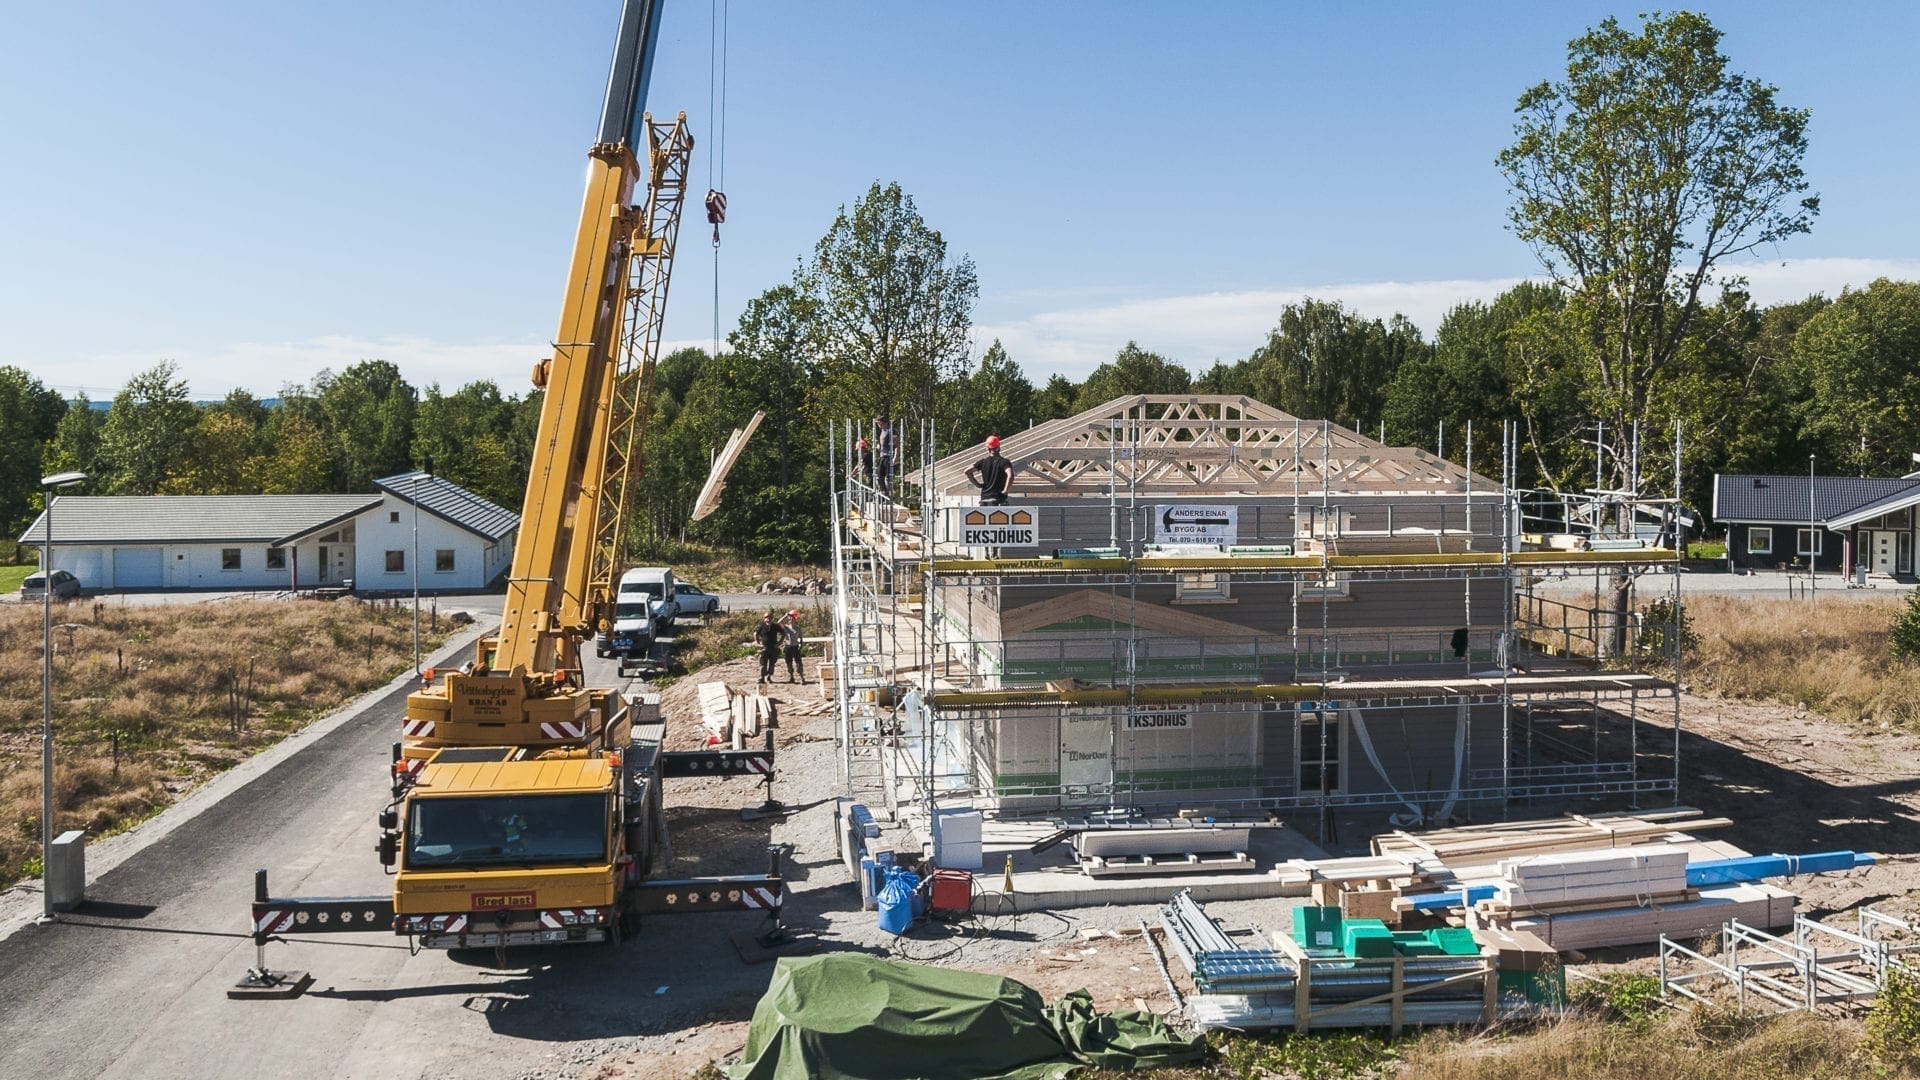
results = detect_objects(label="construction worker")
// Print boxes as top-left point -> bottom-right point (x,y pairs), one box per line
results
781,609 -> 806,683
755,610 -> 782,683
966,434 -> 1016,505
856,437 -> 873,487
875,418 -> 895,497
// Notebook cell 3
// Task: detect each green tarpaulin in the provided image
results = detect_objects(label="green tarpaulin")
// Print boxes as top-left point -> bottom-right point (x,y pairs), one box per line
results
728,954 -> 1205,1080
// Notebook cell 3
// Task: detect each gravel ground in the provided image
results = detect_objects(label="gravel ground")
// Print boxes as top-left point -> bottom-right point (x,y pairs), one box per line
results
568,660 -> 1920,1078
565,657 -> 1317,1079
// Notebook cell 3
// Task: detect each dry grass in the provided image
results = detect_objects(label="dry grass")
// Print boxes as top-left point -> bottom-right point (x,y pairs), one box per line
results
669,607 -> 832,679
1683,594 -> 1920,727
1400,1009 -> 1869,1080
0,597 -> 451,888
627,539 -> 825,593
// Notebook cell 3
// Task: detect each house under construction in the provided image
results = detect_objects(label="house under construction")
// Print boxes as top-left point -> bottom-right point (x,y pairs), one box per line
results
829,395 -> 1684,838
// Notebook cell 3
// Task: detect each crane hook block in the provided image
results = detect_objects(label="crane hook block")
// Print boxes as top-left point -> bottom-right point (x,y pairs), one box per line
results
705,189 -> 727,248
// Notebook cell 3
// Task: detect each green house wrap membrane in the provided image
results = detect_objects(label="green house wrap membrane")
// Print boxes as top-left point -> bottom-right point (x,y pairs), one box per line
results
727,954 -> 1205,1079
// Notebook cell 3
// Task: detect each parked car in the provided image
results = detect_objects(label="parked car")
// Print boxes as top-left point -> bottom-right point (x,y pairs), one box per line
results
19,570 -> 81,600
673,580 -> 721,617
598,567 -> 682,669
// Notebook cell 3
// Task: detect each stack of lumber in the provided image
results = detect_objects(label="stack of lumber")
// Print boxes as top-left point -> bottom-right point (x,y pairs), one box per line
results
1372,809 -> 1729,865
1509,883 -> 1796,951
696,682 -> 777,748
1489,845 -> 1692,912
1274,854 -> 1440,914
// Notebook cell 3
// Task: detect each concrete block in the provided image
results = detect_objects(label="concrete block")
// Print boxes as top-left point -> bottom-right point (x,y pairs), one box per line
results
48,829 -> 84,912
935,809 -> 982,846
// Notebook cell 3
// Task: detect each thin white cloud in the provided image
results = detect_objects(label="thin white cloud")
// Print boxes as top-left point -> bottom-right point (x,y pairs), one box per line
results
974,256 -> 1920,381
43,257 -> 1920,397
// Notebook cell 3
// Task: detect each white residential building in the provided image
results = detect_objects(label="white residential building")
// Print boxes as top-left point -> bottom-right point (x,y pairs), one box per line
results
18,473 -> 518,593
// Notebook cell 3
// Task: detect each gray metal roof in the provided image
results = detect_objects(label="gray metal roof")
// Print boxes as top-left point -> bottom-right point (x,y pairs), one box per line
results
375,473 -> 519,542
1711,474 -> 1920,525
1829,485 -> 1920,529
18,495 -> 382,545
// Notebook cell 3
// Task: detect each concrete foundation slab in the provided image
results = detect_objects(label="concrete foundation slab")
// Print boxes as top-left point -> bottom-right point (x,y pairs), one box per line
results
970,819 -> 1330,912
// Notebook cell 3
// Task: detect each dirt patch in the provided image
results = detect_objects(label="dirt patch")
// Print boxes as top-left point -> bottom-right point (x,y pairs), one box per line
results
1667,691 -> 1920,913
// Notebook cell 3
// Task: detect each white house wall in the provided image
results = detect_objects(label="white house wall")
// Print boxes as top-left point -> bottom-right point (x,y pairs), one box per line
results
43,498 -> 512,593
351,494 -> 499,592
52,543 -> 305,589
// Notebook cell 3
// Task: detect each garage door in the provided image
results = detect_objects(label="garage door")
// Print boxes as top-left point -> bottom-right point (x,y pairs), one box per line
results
61,548 -> 106,588
113,547 -> 164,588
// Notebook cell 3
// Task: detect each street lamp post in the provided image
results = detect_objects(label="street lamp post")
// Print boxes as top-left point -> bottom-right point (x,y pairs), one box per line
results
38,469 -> 87,923
413,456 -> 434,674
1809,455 -> 1817,597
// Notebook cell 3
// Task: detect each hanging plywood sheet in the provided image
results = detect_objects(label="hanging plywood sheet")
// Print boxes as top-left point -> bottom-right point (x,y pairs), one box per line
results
691,410 -> 764,522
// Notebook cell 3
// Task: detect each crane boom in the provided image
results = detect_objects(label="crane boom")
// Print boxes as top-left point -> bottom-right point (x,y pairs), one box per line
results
405,0 -> 692,749
492,0 -> 670,677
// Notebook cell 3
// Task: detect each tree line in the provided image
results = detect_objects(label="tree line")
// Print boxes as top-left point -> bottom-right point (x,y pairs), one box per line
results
0,360 -> 544,546
7,12 -> 1913,570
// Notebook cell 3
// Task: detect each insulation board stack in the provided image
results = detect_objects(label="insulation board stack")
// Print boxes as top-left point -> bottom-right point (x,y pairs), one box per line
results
1491,845 -> 1690,910
933,808 -> 983,870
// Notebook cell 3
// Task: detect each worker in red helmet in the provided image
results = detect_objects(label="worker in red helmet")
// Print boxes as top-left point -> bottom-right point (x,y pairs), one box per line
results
780,608 -> 806,683
966,434 -> 1016,506
856,436 -> 873,486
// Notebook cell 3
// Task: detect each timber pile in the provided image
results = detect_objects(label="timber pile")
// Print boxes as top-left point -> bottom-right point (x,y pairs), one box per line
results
1490,845 -> 1691,911
1506,884 -> 1796,952
1372,808 -> 1728,864
697,682 -> 777,747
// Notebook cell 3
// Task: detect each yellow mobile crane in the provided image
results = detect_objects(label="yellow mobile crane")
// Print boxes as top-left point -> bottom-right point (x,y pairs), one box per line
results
235,0 -> 781,995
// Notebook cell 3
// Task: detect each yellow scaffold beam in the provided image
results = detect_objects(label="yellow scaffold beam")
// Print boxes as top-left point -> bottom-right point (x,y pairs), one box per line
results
928,548 -> 1679,575
930,671 -> 1676,711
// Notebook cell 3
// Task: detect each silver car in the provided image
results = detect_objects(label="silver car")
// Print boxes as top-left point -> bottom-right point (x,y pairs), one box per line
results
19,570 -> 81,600
673,580 -> 721,616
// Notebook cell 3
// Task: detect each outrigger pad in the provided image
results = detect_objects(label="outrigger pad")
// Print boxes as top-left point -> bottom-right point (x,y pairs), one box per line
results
228,969 -> 314,1000
730,928 -> 819,965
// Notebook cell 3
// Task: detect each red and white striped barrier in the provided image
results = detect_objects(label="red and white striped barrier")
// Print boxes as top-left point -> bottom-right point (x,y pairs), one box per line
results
398,913 -> 469,934
538,908 -> 601,929
401,718 -> 435,738
539,720 -> 588,740
255,909 -> 296,935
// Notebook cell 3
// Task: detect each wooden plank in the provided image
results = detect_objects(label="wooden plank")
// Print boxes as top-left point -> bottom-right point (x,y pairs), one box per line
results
691,410 -> 764,521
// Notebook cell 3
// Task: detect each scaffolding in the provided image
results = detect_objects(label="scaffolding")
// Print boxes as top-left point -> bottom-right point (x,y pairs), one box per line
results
1659,908 -> 1920,1014
829,396 -> 1688,844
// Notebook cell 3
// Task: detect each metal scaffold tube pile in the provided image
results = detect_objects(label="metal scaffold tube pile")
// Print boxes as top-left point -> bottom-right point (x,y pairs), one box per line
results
1158,890 -> 1530,1032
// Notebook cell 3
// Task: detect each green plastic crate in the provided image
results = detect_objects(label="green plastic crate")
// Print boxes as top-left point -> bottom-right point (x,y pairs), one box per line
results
1293,906 -> 1343,950
1429,927 -> 1482,956
1342,919 -> 1394,958
1498,966 -> 1567,1006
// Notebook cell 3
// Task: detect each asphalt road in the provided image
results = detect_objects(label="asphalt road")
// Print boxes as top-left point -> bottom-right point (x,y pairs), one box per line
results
0,640 -> 805,1080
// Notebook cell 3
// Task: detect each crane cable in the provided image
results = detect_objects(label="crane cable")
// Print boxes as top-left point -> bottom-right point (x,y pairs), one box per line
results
706,0 -> 729,358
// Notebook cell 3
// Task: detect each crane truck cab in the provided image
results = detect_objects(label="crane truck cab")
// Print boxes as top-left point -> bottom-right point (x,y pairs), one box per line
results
391,746 -> 637,947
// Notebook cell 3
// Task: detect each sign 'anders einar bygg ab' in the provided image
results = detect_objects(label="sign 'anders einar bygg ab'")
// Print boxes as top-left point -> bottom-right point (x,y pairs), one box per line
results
951,506 -> 1038,548
1154,504 -> 1237,545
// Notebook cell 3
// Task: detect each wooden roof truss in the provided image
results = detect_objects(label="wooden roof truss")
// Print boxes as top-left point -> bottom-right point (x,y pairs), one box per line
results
929,395 -> 1492,498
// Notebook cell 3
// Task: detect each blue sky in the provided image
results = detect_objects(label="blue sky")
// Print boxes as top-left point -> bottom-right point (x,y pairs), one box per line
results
3,1 -> 1916,399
